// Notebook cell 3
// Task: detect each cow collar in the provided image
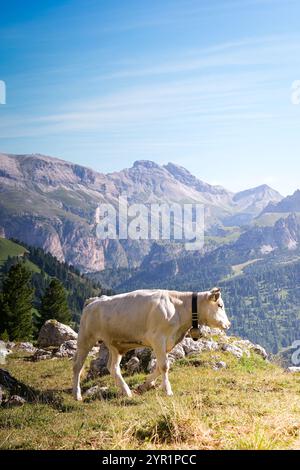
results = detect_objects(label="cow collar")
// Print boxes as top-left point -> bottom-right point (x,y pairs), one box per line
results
190,292 -> 201,341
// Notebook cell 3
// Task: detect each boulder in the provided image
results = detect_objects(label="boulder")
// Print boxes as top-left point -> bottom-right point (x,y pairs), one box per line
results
230,339 -> 267,360
38,320 -> 77,348
199,325 -> 226,338
251,344 -> 268,360
88,343 -> 110,379
221,343 -> 245,359
169,343 -> 186,362
126,356 -> 140,375
54,340 -> 77,358
13,342 -> 37,354
181,337 -> 205,355
181,337 -> 219,356
85,385 -> 109,400
32,349 -> 53,361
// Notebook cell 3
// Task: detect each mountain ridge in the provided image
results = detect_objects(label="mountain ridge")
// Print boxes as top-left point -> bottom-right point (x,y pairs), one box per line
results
0,152 -> 291,272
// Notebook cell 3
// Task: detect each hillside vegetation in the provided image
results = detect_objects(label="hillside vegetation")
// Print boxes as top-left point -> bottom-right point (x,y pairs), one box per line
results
94,235 -> 300,356
1,348 -> 300,450
0,238 -> 108,325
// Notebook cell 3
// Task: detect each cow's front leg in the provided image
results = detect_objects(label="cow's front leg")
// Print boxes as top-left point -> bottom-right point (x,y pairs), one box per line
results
153,342 -> 173,396
108,346 -> 132,398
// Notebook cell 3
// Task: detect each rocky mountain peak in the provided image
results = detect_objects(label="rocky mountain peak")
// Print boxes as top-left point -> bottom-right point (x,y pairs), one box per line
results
262,190 -> 300,214
132,160 -> 161,170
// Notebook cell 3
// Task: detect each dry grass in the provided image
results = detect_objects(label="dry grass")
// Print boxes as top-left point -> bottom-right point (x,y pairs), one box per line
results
1,350 -> 300,450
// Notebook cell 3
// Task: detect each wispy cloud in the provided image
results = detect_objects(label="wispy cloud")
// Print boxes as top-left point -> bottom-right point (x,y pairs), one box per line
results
1,32 -> 298,140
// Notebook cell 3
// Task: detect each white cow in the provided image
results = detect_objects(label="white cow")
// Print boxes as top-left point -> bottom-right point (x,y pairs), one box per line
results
73,288 -> 230,400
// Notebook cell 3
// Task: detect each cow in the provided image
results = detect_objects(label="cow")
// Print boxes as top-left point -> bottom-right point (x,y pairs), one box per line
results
72,287 -> 230,400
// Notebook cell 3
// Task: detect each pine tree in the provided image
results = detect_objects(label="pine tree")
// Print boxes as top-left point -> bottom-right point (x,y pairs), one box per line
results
0,262 -> 34,341
39,278 -> 71,327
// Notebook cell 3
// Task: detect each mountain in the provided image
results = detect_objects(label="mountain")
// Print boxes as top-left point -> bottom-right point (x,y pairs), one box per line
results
224,185 -> 283,226
262,189 -> 300,214
0,153 -> 284,272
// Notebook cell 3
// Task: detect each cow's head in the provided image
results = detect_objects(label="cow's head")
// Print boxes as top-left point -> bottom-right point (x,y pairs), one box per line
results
199,287 -> 231,330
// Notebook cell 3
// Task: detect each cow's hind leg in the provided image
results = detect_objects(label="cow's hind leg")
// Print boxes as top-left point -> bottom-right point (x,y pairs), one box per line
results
108,346 -> 132,398
73,336 -> 95,401
138,363 -> 160,393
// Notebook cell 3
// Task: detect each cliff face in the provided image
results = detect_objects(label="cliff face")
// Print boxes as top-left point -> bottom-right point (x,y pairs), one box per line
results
0,153 -> 285,271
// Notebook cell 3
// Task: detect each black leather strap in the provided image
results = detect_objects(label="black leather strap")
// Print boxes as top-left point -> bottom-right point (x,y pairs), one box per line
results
192,292 -> 198,329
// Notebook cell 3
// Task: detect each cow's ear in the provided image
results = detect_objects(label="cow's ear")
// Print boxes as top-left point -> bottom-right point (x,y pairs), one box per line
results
209,287 -> 221,302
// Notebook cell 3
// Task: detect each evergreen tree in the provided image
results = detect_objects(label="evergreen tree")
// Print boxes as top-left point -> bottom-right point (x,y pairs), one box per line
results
39,278 -> 71,327
0,262 -> 34,341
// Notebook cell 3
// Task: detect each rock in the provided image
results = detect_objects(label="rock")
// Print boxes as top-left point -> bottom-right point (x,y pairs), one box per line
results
181,337 -> 219,357
287,367 -> 300,373
135,348 -> 154,371
221,343 -> 245,359
85,332 -> 268,379
85,385 -> 108,400
181,337 -> 205,355
169,343 -> 186,362
147,358 -> 157,373
54,340 -> 77,358
251,344 -> 268,360
199,325 -> 226,338
0,341 -> 10,364
201,339 -> 220,352
13,342 -> 37,354
38,320 -> 77,348
232,339 -> 253,349
214,361 -> 227,370
88,343 -> 110,379
6,395 -> 26,407
231,339 -> 268,360
126,356 -> 140,375
32,349 -> 53,361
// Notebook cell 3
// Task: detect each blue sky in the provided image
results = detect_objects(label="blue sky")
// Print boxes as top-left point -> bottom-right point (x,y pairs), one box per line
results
0,0 -> 300,195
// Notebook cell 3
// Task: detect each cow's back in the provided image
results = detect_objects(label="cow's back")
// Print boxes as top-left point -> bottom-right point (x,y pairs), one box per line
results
81,289 -> 176,344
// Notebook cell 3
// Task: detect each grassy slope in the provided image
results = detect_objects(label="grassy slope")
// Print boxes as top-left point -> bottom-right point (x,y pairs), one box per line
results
1,351 -> 300,450
0,238 -> 42,276
0,238 -> 28,266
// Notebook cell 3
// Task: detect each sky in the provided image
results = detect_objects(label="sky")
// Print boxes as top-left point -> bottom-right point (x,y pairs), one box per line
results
0,0 -> 300,195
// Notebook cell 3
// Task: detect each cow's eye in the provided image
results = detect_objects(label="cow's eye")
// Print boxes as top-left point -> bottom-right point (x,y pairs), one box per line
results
218,304 -> 223,309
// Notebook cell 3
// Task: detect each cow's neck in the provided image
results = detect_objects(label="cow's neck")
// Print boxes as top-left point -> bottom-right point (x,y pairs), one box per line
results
176,291 -> 206,333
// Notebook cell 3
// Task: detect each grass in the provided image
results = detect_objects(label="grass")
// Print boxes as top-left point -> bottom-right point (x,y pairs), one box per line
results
1,350 -> 300,450
0,238 -> 28,266
0,238 -> 41,273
